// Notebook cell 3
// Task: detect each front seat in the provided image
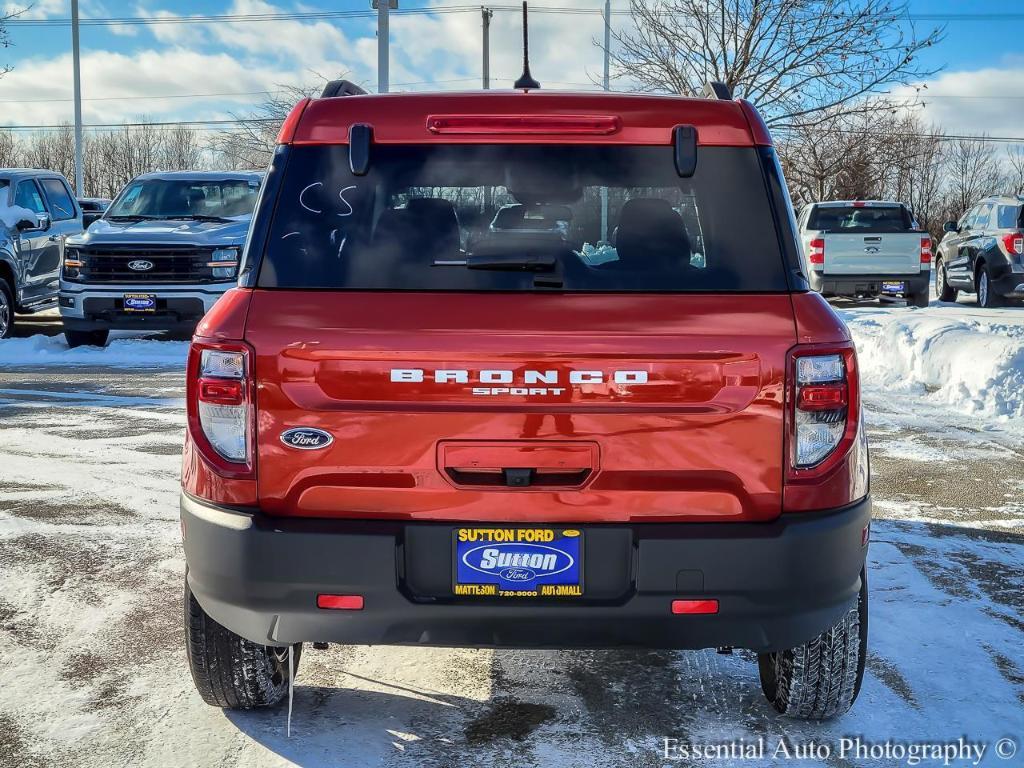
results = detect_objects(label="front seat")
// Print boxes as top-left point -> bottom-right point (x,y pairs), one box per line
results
611,198 -> 691,270
405,197 -> 462,259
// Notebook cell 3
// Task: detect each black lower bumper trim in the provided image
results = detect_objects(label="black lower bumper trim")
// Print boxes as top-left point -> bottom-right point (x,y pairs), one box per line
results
810,271 -> 929,297
182,495 -> 871,652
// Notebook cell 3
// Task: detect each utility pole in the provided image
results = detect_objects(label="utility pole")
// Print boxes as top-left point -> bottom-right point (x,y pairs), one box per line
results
374,0 -> 395,93
600,0 -> 611,242
482,7 -> 493,90
71,0 -> 84,196
602,0 -> 611,91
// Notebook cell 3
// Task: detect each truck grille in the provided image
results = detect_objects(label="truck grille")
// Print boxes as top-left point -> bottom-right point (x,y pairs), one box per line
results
68,245 -> 219,284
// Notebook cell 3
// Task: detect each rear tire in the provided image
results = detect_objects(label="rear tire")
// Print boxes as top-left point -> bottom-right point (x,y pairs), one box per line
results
757,569 -> 868,720
184,580 -> 302,709
977,264 -> 1003,308
64,328 -> 110,348
0,278 -> 13,339
935,259 -> 957,302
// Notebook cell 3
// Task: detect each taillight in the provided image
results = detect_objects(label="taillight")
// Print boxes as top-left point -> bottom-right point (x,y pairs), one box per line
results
186,341 -> 254,477
808,238 -> 825,266
920,236 -> 932,265
1002,233 -> 1024,256
787,348 -> 859,477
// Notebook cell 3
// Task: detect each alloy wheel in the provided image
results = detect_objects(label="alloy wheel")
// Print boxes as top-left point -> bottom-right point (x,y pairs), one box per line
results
980,272 -> 989,306
0,291 -> 10,338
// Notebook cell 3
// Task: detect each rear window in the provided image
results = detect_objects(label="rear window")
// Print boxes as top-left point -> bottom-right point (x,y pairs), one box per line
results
808,205 -> 913,233
258,144 -> 789,292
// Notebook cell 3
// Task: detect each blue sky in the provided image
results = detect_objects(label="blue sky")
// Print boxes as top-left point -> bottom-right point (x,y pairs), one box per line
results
1,0 -> 1023,138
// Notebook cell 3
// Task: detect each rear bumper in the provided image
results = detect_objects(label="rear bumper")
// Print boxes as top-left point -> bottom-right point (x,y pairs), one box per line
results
809,270 -> 929,297
182,493 -> 871,653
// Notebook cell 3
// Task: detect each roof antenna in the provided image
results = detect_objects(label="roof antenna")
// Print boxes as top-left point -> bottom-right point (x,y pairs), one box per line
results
513,1 -> 541,90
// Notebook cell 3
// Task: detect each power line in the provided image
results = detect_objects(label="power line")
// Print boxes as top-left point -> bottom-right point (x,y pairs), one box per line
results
7,5 -> 1024,27
2,114 -> 1022,144
0,89 -> 280,104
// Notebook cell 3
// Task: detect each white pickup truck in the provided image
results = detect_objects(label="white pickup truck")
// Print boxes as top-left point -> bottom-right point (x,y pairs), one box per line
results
796,200 -> 932,307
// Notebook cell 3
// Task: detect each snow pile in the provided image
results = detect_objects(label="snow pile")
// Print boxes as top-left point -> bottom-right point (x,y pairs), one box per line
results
841,306 -> 1024,424
0,201 -> 38,230
0,334 -> 188,368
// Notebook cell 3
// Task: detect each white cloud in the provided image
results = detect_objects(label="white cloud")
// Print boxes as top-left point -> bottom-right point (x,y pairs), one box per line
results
0,47 -> 292,125
4,0 -> 64,19
0,0 -> 616,129
893,66 -> 1024,139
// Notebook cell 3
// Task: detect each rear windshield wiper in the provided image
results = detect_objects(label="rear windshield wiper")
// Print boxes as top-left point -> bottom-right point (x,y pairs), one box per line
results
459,254 -> 558,272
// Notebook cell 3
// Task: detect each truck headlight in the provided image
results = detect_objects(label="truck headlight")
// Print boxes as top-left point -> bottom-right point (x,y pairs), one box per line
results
63,247 -> 83,280
209,248 -> 240,280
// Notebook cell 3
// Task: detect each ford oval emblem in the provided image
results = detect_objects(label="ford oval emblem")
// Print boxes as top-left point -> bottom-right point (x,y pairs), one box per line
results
127,259 -> 154,271
280,427 -> 334,450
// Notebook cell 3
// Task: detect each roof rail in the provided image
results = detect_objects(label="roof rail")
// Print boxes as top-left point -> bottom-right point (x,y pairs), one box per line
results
320,80 -> 368,98
702,81 -> 732,100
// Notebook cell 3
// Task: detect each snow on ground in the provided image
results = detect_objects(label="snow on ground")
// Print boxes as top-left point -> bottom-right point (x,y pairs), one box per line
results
840,301 -> 1024,427
0,301 -> 1021,767
0,333 -> 187,369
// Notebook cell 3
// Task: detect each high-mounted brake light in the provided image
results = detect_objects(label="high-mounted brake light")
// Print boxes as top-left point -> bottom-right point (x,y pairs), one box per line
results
425,114 -> 622,136
1002,233 -> 1024,256
187,343 -> 254,474
920,236 -> 932,265
808,238 -> 825,266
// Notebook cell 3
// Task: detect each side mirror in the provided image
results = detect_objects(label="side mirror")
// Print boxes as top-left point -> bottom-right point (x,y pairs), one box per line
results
942,220 -> 959,233
36,213 -> 51,231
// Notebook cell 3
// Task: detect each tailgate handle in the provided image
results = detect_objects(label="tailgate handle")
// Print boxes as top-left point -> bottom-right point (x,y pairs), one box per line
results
439,441 -> 599,489
446,466 -> 592,488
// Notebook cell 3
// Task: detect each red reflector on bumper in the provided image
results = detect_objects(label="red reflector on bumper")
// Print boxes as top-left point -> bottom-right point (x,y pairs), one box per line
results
671,599 -> 719,615
317,594 -> 364,610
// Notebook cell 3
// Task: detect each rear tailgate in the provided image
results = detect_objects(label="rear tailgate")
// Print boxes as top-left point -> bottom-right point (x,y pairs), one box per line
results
820,232 -> 921,275
247,291 -> 795,524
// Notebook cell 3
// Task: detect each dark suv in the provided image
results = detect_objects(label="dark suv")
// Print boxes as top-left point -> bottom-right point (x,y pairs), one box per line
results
936,195 -> 1024,307
181,82 -> 871,721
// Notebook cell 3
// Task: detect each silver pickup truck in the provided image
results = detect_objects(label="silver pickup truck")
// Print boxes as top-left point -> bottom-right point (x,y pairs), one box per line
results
60,171 -> 263,347
796,200 -> 931,307
0,169 -> 84,339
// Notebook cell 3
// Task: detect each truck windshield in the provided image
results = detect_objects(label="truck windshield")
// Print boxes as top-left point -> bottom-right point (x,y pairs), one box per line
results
257,144 -> 790,292
108,178 -> 261,220
809,205 -> 913,233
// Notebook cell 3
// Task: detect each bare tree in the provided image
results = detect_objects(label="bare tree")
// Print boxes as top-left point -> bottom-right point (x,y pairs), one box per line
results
0,129 -> 18,167
941,138 -> 1005,218
209,83 -> 322,170
610,0 -> 942,127
1006,145 -> 1024,196
1,4 -> 31,79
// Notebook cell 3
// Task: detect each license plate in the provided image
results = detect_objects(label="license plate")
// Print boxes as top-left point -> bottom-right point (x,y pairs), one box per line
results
123,293 -> 156,312
454,527 -> 583,598
881,281 -> 905,295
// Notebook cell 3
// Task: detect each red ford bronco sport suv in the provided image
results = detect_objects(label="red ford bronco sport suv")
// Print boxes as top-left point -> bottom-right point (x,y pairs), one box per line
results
181,80 -> 871,720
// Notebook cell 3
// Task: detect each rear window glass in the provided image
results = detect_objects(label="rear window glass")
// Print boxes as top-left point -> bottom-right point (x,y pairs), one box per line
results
808,205 -> 913,233
257,145 -> 789,292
